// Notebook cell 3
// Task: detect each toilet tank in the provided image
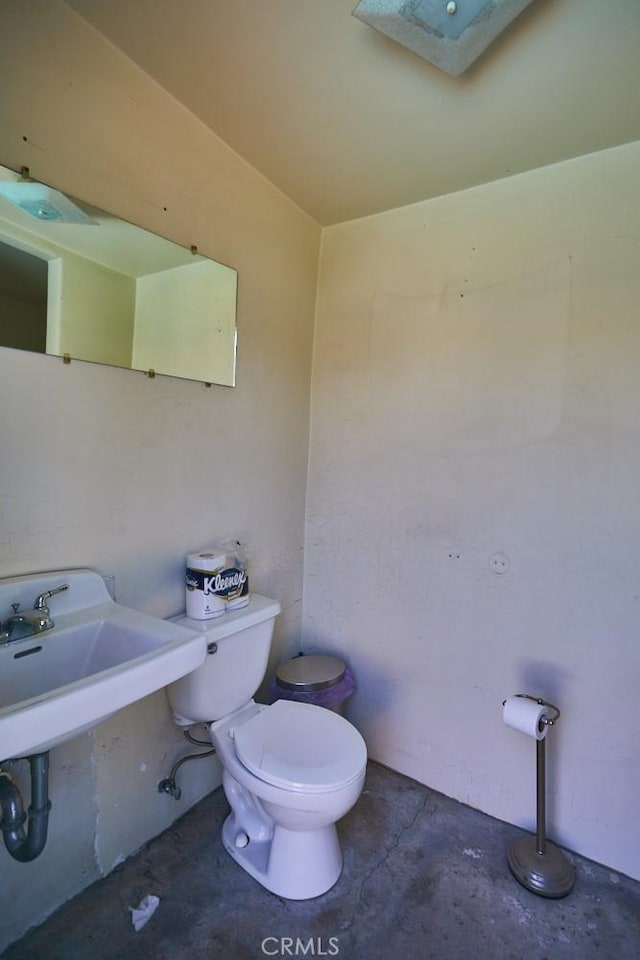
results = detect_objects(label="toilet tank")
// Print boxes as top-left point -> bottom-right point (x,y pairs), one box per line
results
166,594 -> 281,725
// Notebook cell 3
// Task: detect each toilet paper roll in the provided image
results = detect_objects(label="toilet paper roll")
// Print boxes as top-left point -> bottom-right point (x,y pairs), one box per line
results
185,550 -> 227,620
502,695 -> 550,740
186,550 -> 228,572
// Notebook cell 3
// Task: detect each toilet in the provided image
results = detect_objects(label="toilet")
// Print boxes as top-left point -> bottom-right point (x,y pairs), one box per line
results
166,594 -> 367,900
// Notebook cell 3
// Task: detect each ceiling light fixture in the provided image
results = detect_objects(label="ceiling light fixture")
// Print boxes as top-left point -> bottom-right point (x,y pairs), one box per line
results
353,0 -> 534,77
0,167 -> 97,224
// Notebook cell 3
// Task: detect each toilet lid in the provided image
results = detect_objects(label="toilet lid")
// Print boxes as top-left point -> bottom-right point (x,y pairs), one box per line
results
233,700 -> 367,793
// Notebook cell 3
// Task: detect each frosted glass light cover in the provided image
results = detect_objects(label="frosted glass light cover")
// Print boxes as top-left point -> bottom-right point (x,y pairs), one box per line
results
0,181 -> 97,223
353,0 -> 534,76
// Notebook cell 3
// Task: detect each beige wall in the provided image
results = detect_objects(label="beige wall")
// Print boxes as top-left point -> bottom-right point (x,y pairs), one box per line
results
133,259 -> 237,384
0,212 -> 136,365
306,141 -> 640,883
0,0 -> 319,950
48,250 -> 136,366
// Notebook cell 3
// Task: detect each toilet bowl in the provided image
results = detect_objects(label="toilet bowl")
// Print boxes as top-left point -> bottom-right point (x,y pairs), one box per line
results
166,595 -> 367,899
212,699 -> 366,899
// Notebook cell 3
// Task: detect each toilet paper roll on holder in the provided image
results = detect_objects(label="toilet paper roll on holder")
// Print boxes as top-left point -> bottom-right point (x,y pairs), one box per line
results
503,693 -> 574,898
502,693 -> 560,733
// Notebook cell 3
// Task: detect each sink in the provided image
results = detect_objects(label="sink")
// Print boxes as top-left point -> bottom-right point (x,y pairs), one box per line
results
0,569 -> 206,760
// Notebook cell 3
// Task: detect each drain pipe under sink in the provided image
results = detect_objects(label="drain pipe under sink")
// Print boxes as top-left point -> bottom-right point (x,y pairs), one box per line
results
0,753 -> 52,862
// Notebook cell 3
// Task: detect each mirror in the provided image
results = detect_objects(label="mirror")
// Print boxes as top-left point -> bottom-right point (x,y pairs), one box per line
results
0,164 -> 237,386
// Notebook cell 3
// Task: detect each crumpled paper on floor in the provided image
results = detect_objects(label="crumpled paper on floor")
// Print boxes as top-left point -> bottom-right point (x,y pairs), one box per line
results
129,894 -> 160,932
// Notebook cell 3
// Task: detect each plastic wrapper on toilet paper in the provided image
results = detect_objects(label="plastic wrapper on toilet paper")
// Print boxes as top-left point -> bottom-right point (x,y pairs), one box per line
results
270,669 -> 356,713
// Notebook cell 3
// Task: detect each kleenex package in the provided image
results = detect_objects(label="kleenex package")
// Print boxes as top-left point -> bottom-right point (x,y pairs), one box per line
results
186,539 -> 249,619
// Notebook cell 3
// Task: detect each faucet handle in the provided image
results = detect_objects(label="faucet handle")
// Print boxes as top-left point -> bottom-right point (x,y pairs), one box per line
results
34,583 -> 69,610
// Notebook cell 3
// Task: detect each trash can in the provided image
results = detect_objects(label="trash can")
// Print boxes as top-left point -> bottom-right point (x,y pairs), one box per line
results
270,654 -> 356,715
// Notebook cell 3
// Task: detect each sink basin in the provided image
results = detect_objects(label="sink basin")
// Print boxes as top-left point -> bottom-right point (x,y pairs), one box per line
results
0,569 -> 206,760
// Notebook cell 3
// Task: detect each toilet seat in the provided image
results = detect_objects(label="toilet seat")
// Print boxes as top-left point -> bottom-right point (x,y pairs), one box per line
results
233,699 -> 366,794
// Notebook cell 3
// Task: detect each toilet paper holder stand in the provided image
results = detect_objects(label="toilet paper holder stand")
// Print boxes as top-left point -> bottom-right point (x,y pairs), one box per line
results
503,693 -> 575,899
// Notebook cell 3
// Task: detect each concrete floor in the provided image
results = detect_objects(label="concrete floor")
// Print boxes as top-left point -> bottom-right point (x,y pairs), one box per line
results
3,761 -> 639,960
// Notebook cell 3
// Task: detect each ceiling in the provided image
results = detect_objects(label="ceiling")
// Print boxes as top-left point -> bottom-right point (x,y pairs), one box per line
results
64,0 -> 640,226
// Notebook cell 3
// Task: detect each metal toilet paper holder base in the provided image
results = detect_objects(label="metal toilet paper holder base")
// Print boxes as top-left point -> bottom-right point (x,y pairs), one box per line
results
504,694 -> 575,899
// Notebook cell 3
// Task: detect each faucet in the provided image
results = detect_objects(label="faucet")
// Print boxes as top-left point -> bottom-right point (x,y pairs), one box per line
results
0,583 -> 69,643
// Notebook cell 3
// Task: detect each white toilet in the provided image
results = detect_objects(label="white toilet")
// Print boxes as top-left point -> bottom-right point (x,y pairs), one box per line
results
166,594 -> 367,900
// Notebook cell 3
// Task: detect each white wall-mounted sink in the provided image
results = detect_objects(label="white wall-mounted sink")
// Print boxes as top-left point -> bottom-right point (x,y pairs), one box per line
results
0,569 -> 205,760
